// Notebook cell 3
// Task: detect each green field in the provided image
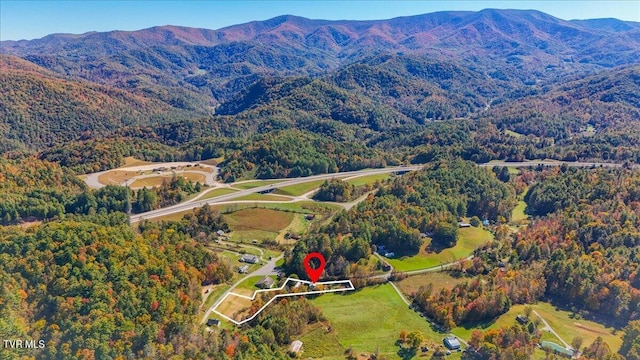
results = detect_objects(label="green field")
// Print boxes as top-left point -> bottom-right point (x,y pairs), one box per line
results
532,302 -> 622,352
274,180 -> 328,196
200,188 -> 239,199
507,167 -> 522,175
220,201 -> 341,214
345,173 -> 391,187
451,302 -> 622,352
309,284 -> 458,359
451,304 -> 530,341
511,201 -> 528,222
396,272 -> 466,296
231,180 -> 285,190
386,227 -> 494,272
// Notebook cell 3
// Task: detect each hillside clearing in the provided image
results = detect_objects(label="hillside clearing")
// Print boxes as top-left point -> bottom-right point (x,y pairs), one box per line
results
386,227 -> 493,272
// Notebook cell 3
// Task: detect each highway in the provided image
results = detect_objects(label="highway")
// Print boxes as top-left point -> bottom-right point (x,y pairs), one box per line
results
130,160 -> 632,223
130,165 -> 423,222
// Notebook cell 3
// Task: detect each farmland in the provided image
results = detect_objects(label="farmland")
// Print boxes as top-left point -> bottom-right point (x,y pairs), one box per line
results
386,227 -> 494,272
309,284 -> 460,359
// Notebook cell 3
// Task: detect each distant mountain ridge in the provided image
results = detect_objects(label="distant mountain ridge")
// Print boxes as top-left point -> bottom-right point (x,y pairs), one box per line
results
1,9 -> 640,151
2,9 -> 639,105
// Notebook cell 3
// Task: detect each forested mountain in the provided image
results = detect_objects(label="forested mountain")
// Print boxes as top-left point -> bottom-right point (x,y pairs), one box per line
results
483,65 -> 640,140
1,9 -> 640,155
2,9 -> 639,111
0,55 -> 193,151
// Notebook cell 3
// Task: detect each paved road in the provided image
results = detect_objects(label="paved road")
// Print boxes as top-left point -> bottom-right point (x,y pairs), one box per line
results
479,161 -> 633,169
201,253 -> 283,325
131,165 -> 423,222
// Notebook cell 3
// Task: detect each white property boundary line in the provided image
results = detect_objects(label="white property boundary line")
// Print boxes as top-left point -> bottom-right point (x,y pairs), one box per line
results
212,277 -> 355,326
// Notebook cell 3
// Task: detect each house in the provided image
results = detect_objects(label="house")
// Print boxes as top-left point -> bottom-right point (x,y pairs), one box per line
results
444,336 -> 461,350
238,264 -> 250,274
216,230 -> 226,237
482,219 -> 491,226
206,318 -> 220,327
240,254 -> 259,264
305,214 -> 316,220
380,262 -> 391,271
516,314 -> 529,325
384,252 -> 395,258
458,222 -> 472,228
256,276 -> 275,289
289,340 -> 303,354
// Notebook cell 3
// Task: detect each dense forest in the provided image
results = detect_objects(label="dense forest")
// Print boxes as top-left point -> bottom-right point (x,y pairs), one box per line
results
0,157 -> 206,225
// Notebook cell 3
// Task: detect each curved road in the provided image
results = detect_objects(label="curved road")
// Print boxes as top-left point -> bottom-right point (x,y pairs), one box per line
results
131,165 -> 423,223
129,160 -> 634,223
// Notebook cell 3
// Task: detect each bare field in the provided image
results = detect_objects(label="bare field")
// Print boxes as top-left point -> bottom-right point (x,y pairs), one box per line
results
224,208 -> 294,233
98,170 -> 141,185
130,172 -> 206,188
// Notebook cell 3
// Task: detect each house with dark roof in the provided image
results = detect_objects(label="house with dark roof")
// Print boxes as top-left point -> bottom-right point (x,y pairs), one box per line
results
206,318 -> 220,327
444,336 -> 461,350
240,254 -> 259,264
516,314 -> 529,325
256,276 -> 275,289
238,264 -> 250,274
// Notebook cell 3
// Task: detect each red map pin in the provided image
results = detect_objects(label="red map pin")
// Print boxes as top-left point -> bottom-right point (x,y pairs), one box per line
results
303,252 -> 326,283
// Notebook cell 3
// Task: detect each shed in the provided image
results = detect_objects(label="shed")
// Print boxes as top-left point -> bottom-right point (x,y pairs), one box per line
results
444,336 -> 461,350
256,276 -> 275,289
289,340 -> 303,354
458,222 -> 472,228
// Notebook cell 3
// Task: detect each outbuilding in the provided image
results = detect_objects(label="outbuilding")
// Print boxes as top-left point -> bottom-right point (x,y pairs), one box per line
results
289,340 -> 303,354
444,336 -> 461,350
240,254 -> 259,264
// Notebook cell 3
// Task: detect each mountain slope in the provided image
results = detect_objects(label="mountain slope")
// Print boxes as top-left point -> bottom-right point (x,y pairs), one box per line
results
482,65 -> 640,139
0,55 -> 189,151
